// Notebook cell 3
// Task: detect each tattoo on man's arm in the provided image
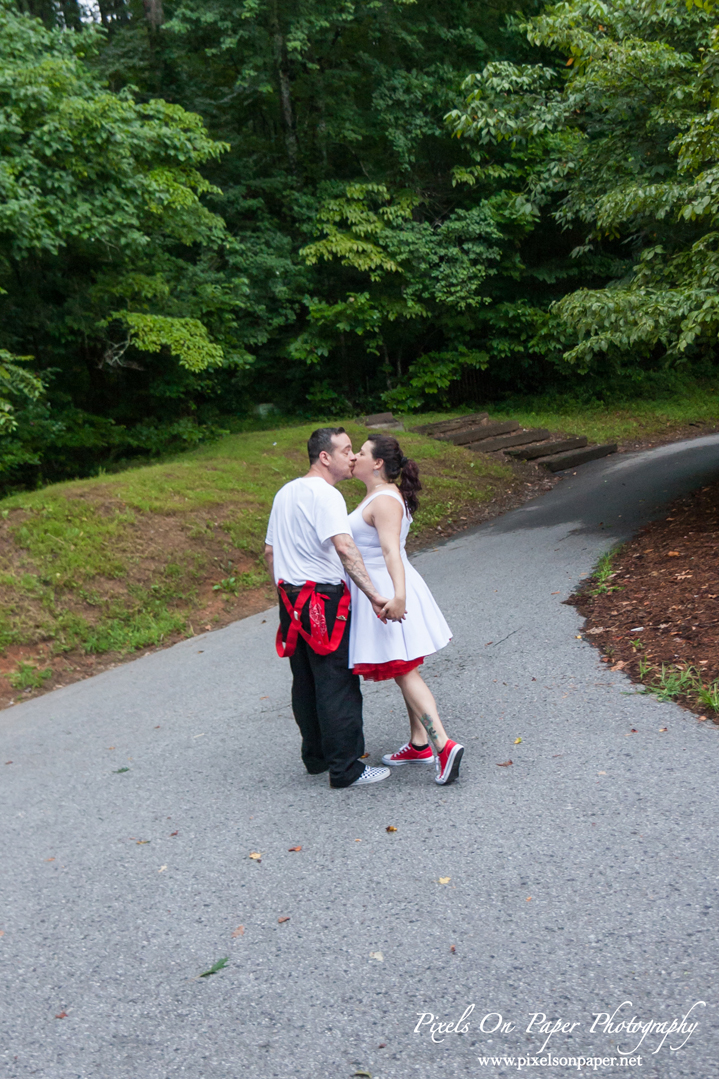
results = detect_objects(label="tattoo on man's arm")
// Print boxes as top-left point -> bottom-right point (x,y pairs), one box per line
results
419,713 -> 441,753
338,542 -> 377,599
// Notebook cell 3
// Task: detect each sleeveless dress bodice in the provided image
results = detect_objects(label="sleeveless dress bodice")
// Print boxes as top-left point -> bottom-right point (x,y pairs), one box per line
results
346,489 -> 452,667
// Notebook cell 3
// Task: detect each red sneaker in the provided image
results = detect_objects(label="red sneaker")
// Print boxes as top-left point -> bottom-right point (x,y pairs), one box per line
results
435,740 -> 464,785
381,742 -> 434,766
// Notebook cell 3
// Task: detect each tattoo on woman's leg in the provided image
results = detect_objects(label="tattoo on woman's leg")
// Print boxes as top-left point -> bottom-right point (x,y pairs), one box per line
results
419,713 -> 441,753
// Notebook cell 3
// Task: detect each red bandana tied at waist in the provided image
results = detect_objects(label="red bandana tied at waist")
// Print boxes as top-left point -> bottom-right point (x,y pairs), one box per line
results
275,580 -> 351,658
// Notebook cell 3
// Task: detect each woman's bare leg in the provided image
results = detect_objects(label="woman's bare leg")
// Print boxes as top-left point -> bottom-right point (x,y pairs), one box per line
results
395,669 -> 449,753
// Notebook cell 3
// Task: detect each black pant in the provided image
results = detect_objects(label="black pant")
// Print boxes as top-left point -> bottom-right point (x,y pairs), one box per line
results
279,584 -> 365,788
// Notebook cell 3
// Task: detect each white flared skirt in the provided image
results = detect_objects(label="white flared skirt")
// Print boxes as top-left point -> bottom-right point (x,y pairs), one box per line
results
347,553 -> 452,667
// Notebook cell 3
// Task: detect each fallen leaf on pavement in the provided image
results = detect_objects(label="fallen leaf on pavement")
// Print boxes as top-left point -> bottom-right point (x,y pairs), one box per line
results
369,951 -> 383,962
496,760 -> 513,767
113,767 -> 130,774
0,930 -> 4,937
288,846 -> 302,851
136,840 -> 150,845
514,737 -> 522,744
659,727 -> 668,732
360,752 -> 370,759
249,852 -> 262,861
438,877 -> 451,885
698,716 -> 708,722
354,1071 -> 372,1078
45,857 -> 55,862
526,896 -> 532,901
630,728 -> 638,734
55,1011 -> 68,1019
260,696 -> 269,700
232,926 -> 245,937
5,761 -> 12,765
199,957 -> 228,978
158,865 -> 167,873
386,826 -> 397,832
278,916 -> 290,923
170,831 -> 178,836
450,945 -> 456,953
597,771 -> 607,775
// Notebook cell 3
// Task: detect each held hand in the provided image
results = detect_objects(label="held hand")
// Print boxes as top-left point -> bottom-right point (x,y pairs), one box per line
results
371,595 -> 390,623
382,595 -> 407,622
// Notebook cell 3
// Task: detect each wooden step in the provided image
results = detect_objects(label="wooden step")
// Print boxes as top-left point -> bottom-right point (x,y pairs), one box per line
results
465,428 -> 551,454
438,420 -> 520,446
411,412 -> 488,435
539,443 -> 618,472
507,436 -> 587,460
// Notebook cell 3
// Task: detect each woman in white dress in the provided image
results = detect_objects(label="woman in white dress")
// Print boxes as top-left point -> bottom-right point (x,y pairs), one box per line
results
347,434 -> 464,785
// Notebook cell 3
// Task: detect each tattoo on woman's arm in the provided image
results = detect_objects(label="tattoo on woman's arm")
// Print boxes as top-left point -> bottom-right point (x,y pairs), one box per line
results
419,713 -> 442,753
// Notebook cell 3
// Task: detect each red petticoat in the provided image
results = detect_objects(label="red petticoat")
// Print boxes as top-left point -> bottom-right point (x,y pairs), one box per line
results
353,657 -> 424,682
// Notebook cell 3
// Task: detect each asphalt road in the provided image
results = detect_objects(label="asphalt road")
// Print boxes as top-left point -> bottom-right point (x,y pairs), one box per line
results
3,434 -> 719,1079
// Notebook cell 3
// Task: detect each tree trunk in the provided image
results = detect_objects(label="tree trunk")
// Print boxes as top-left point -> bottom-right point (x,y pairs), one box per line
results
59,0 -> 83,30
143,0 -> 163,29
270,0 -> 298,173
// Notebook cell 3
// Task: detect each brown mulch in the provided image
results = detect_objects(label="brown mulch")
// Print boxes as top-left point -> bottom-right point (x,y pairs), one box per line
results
569,478 -> 719,723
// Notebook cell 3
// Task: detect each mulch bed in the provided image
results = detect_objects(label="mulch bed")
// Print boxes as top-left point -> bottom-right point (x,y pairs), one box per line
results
569,477 -> 719,723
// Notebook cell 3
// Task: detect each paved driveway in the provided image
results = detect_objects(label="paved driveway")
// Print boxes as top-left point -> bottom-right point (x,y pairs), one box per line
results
3,435 -> 719,1079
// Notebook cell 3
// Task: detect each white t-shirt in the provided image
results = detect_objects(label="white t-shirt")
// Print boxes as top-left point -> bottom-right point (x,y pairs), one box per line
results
265,477 -> 351,585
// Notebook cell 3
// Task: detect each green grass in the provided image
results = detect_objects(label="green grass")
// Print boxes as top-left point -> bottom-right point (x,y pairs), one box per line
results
0,419 -> 511,667
7,661 -> 53,691
588,551 -> 623,596
637,661 -> 719,715
398,384 -> 719,445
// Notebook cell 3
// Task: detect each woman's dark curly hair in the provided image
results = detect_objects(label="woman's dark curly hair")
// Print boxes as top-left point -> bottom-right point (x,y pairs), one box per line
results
367,434 -> 421,515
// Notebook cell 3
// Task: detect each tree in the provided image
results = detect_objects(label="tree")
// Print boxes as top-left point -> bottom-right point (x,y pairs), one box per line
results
0,1 -> 246,486
449,0 -> 719,379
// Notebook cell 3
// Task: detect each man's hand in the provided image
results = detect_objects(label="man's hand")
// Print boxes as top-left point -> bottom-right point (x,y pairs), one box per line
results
371,594 -> 391,622
264,543 -> 275,587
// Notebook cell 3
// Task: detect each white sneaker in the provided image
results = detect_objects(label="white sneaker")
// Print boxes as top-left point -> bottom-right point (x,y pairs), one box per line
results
349,765 -> 391,786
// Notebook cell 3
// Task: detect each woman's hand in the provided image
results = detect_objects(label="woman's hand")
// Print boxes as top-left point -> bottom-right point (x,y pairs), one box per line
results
382,595 -> 407,622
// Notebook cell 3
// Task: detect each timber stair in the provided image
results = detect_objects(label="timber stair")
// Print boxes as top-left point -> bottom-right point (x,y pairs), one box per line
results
404,413 -> 617,472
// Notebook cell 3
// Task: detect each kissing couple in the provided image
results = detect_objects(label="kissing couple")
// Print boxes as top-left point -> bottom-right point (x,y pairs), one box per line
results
265,427 -> 464,789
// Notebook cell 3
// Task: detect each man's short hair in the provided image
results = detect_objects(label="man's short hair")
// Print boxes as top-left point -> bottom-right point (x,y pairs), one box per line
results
307,426 -> 346,465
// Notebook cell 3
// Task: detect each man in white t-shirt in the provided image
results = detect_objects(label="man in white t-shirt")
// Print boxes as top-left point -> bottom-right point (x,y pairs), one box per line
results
265,427 -> 393,788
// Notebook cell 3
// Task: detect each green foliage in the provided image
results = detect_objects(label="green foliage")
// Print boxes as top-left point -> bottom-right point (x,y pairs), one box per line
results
450,0 -> 719,375
8,661 -> 52,690
0,0 -> 247,491
0,353 -> 44,433
589,551 -> 623,596
2,0 -> 716,488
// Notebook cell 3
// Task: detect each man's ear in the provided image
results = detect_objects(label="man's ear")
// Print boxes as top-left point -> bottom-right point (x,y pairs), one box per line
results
318,449 -> 332,467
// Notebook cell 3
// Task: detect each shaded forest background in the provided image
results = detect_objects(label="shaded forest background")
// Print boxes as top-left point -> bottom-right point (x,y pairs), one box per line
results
2,0 -> 719,492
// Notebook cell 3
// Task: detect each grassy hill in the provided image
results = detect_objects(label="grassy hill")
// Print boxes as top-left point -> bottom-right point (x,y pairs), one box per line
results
0,419 -> 515,706
3,392 -> 717,709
